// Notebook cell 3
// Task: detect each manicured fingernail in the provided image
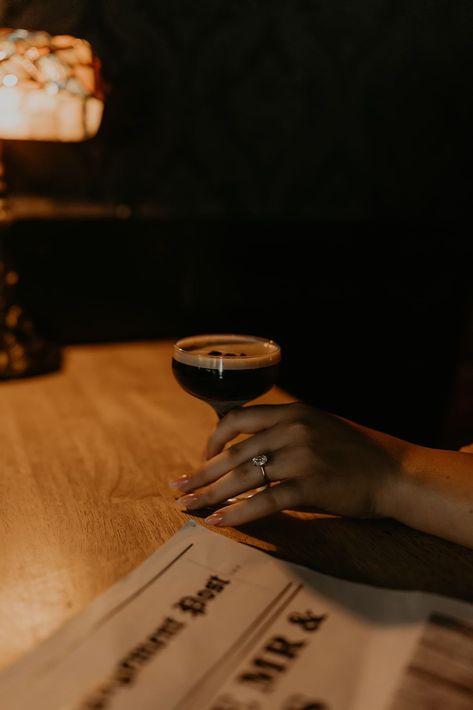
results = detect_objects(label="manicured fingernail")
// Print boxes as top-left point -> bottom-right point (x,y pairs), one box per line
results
205,512 -> 225,526
176,494 -> 201,510
169,475 -> 191,490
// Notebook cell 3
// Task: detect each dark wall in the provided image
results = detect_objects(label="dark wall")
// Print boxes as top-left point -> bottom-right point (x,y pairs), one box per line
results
1,2 -> 473,448
1,0 -> 473,220
9,219 -> 473,450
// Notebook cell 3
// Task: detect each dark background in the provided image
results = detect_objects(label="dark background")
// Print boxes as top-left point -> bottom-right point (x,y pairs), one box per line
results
1,1 -> 473,448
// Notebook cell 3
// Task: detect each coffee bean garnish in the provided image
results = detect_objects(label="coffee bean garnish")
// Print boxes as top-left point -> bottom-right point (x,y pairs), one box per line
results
207,350 -> 248,357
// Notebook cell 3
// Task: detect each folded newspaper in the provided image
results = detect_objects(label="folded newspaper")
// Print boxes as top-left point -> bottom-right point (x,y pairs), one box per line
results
1,521 -> 473,710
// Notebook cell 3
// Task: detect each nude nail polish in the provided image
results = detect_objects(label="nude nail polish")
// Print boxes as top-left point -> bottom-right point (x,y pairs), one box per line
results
176,494 -> 200,510
205,512 -> 225,526
169,475 -> 190,490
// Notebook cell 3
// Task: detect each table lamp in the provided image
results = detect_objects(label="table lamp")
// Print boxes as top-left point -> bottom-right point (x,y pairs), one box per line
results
0,28 -> 104,379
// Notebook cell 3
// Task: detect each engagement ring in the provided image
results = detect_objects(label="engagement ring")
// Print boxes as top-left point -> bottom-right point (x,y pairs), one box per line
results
251,454 -> 269,487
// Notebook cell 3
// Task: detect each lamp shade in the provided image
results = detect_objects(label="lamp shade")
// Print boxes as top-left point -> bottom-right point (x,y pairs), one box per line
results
0,28 -> 104,142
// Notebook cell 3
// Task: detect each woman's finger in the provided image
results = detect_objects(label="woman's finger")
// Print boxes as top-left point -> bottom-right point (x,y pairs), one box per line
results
171,421 -> 293,493
177,447 -> 304,510
206,404 -> 299,459
203,479 -> 303,527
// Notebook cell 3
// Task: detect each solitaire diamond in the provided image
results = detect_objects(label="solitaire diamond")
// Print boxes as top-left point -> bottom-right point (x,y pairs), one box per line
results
251,454 -> 268,466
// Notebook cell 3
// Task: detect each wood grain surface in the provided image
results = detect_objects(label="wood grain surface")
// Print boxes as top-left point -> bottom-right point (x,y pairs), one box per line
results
1,341 -> 472,671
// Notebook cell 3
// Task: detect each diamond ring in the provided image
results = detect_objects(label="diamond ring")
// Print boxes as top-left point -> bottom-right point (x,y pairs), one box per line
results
251,454 -> 269,487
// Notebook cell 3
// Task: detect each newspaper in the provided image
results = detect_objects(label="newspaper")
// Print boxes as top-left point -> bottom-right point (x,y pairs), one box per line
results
1,521 -> 473,710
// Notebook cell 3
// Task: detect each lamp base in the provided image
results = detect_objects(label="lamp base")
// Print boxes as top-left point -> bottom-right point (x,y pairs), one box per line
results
0,147 -> 62,380
0,238 -> 61,381
0,303 -> 62,380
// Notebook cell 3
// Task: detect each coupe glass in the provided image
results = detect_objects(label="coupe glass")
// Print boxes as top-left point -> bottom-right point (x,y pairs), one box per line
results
172,334 -> 281,503
172,333 -> 281,419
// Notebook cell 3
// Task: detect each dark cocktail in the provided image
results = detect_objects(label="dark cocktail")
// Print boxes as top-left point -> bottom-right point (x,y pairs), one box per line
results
172,334 -> 281,418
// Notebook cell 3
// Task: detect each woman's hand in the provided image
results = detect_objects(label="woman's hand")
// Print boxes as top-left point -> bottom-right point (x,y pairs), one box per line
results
169,403 -> 409,527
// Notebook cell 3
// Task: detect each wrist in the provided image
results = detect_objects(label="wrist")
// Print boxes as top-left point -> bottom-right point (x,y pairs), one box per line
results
375,441 -> 420,520
375,443 -> 473,548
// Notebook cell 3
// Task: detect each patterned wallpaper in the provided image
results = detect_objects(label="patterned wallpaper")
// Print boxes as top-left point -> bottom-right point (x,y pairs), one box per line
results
1,0 -> 472,218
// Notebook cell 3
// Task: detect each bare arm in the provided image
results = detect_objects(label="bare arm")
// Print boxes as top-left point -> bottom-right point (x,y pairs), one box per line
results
381,444 -> 473,548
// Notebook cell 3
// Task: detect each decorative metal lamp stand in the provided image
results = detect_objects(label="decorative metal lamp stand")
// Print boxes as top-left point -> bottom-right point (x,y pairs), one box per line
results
0,28 -> 104,379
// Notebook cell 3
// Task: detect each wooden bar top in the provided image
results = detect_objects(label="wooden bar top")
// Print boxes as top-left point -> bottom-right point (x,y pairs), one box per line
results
1,341 -> 473,671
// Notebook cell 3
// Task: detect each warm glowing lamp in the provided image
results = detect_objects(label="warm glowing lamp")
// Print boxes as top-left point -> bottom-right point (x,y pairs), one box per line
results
0,28 -> 104,379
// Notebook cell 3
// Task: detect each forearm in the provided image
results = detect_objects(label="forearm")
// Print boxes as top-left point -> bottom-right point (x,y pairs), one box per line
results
381,445 -> 473,548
